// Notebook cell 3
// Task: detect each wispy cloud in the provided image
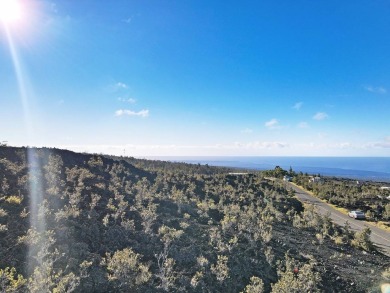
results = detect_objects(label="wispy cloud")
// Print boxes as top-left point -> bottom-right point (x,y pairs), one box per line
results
115,109 -> 149,117
118,97 -> 136,103
123,17 -> 132,23
49,2 -> 58,13
313,112 -> 328,120
241,128 -> 253,134
317,132 -> 328,139
60,140 -> 390,157
367,137 -> 390,148
372,142 -> 390,148
114,82 -> 128,90
297,142 -> 354,150
265,118 -> 281,129
293,102 -> 303,110
243,141 -> 289,149
364,85 -> 387,94
297,122 -> 309,128
59,141 -> 290,156
337,142 -> 353,149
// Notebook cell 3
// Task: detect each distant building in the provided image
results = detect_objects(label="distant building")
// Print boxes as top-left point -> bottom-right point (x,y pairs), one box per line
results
309,176 -> 323,183
283,175 -> 292,182
228,173 -> 250,176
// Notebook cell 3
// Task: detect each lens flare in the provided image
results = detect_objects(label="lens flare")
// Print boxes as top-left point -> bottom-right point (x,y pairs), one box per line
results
2,0 -> 47,278
4,26 -> 34,137
382,283 -> 390,293
0,0 -> 22,24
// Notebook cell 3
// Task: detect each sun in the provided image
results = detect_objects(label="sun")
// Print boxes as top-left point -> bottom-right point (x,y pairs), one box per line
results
0,0 -> 22,24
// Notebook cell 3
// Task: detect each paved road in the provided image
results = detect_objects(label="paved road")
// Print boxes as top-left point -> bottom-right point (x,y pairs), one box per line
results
287,183 -> 390,256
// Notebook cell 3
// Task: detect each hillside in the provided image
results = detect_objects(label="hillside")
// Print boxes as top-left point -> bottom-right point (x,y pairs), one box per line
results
293,173 -> 390,223
0,146 -> 389,292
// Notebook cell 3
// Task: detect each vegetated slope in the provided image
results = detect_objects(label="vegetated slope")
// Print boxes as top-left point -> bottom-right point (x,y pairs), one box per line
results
293,173 -> 390,222
105,154 -> 236,175
0,146 -> 388,292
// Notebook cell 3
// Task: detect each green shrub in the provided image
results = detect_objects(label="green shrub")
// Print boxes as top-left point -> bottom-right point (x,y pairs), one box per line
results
103,248 -> 151,290
5,196 -> 22,205
0,267 -> 27,292
241,276 -> 264,293
351,227 -> 375,252
0,208 -> 8,217
271,254 -> 321,293
382,267 -> 390,280
333,236 -> 344,245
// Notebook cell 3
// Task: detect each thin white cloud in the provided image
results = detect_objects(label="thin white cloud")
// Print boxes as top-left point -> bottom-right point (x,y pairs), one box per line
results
241,128 -> 253,134
53,139 -> 388,156
49,2 -> 58,13
115,109 -> 149,118
293,102 -> 303,110
58,141 -> 290,155
114,82 -> 128,90
366,137 -> 390,148
61,136 -> 73,141
364,86 -> 387,94
118,97 -> 136,103
297,122 -> 309,128
313,112 -> 328,120
317,132 -> 327,139
107,82 -> 129,92
265,118 -> 281,129
296,142 -> 355,150
244,141 -> 289,149
338,142 -> 353,149
371,142 -> 390,148
123,17 -> 132,23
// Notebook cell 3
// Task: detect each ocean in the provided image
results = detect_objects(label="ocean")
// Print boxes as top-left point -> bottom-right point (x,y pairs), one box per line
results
150,157 -> 390,182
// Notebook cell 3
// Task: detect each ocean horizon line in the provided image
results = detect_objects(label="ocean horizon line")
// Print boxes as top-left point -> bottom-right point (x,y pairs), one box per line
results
138,156 -> 390,182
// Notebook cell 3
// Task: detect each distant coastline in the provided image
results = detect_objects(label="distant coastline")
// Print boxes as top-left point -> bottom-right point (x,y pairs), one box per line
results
145,156 -> 390,182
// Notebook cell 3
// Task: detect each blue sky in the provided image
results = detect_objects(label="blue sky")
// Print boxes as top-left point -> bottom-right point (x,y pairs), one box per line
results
1,0 -> 389,156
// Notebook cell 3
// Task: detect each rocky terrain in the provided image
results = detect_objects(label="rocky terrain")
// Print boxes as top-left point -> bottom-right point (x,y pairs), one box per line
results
0,146 -> 389,292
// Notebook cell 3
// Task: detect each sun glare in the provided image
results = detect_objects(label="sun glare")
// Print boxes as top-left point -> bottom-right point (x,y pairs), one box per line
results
0,0 -> 22,24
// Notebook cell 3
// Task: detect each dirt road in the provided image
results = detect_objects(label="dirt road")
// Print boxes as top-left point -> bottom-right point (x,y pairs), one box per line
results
288,183 -> 390,256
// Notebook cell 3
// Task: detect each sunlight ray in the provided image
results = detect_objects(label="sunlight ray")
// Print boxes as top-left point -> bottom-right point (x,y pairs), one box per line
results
3,13 -> 47,277
4,25 -> 33,136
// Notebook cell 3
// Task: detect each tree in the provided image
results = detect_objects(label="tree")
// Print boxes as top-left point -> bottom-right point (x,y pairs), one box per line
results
241,276 -> 264,293
155,225 -> 183,291
273,166 -> 288,178
383,204 -> 390,220
103,248 -> 151,291
271,254 -> 321,293
351,227 -> 375,252
0,267 -> 27,292
139,202 -> 158,235
211,255 -> 229,283
170,186 -> 187,214
44,154 -> 64,197
24,229 -> 81,293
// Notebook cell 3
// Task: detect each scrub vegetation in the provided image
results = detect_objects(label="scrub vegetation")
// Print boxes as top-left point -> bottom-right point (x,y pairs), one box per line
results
0,146 -> 388,292
292,172 -> 390,223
